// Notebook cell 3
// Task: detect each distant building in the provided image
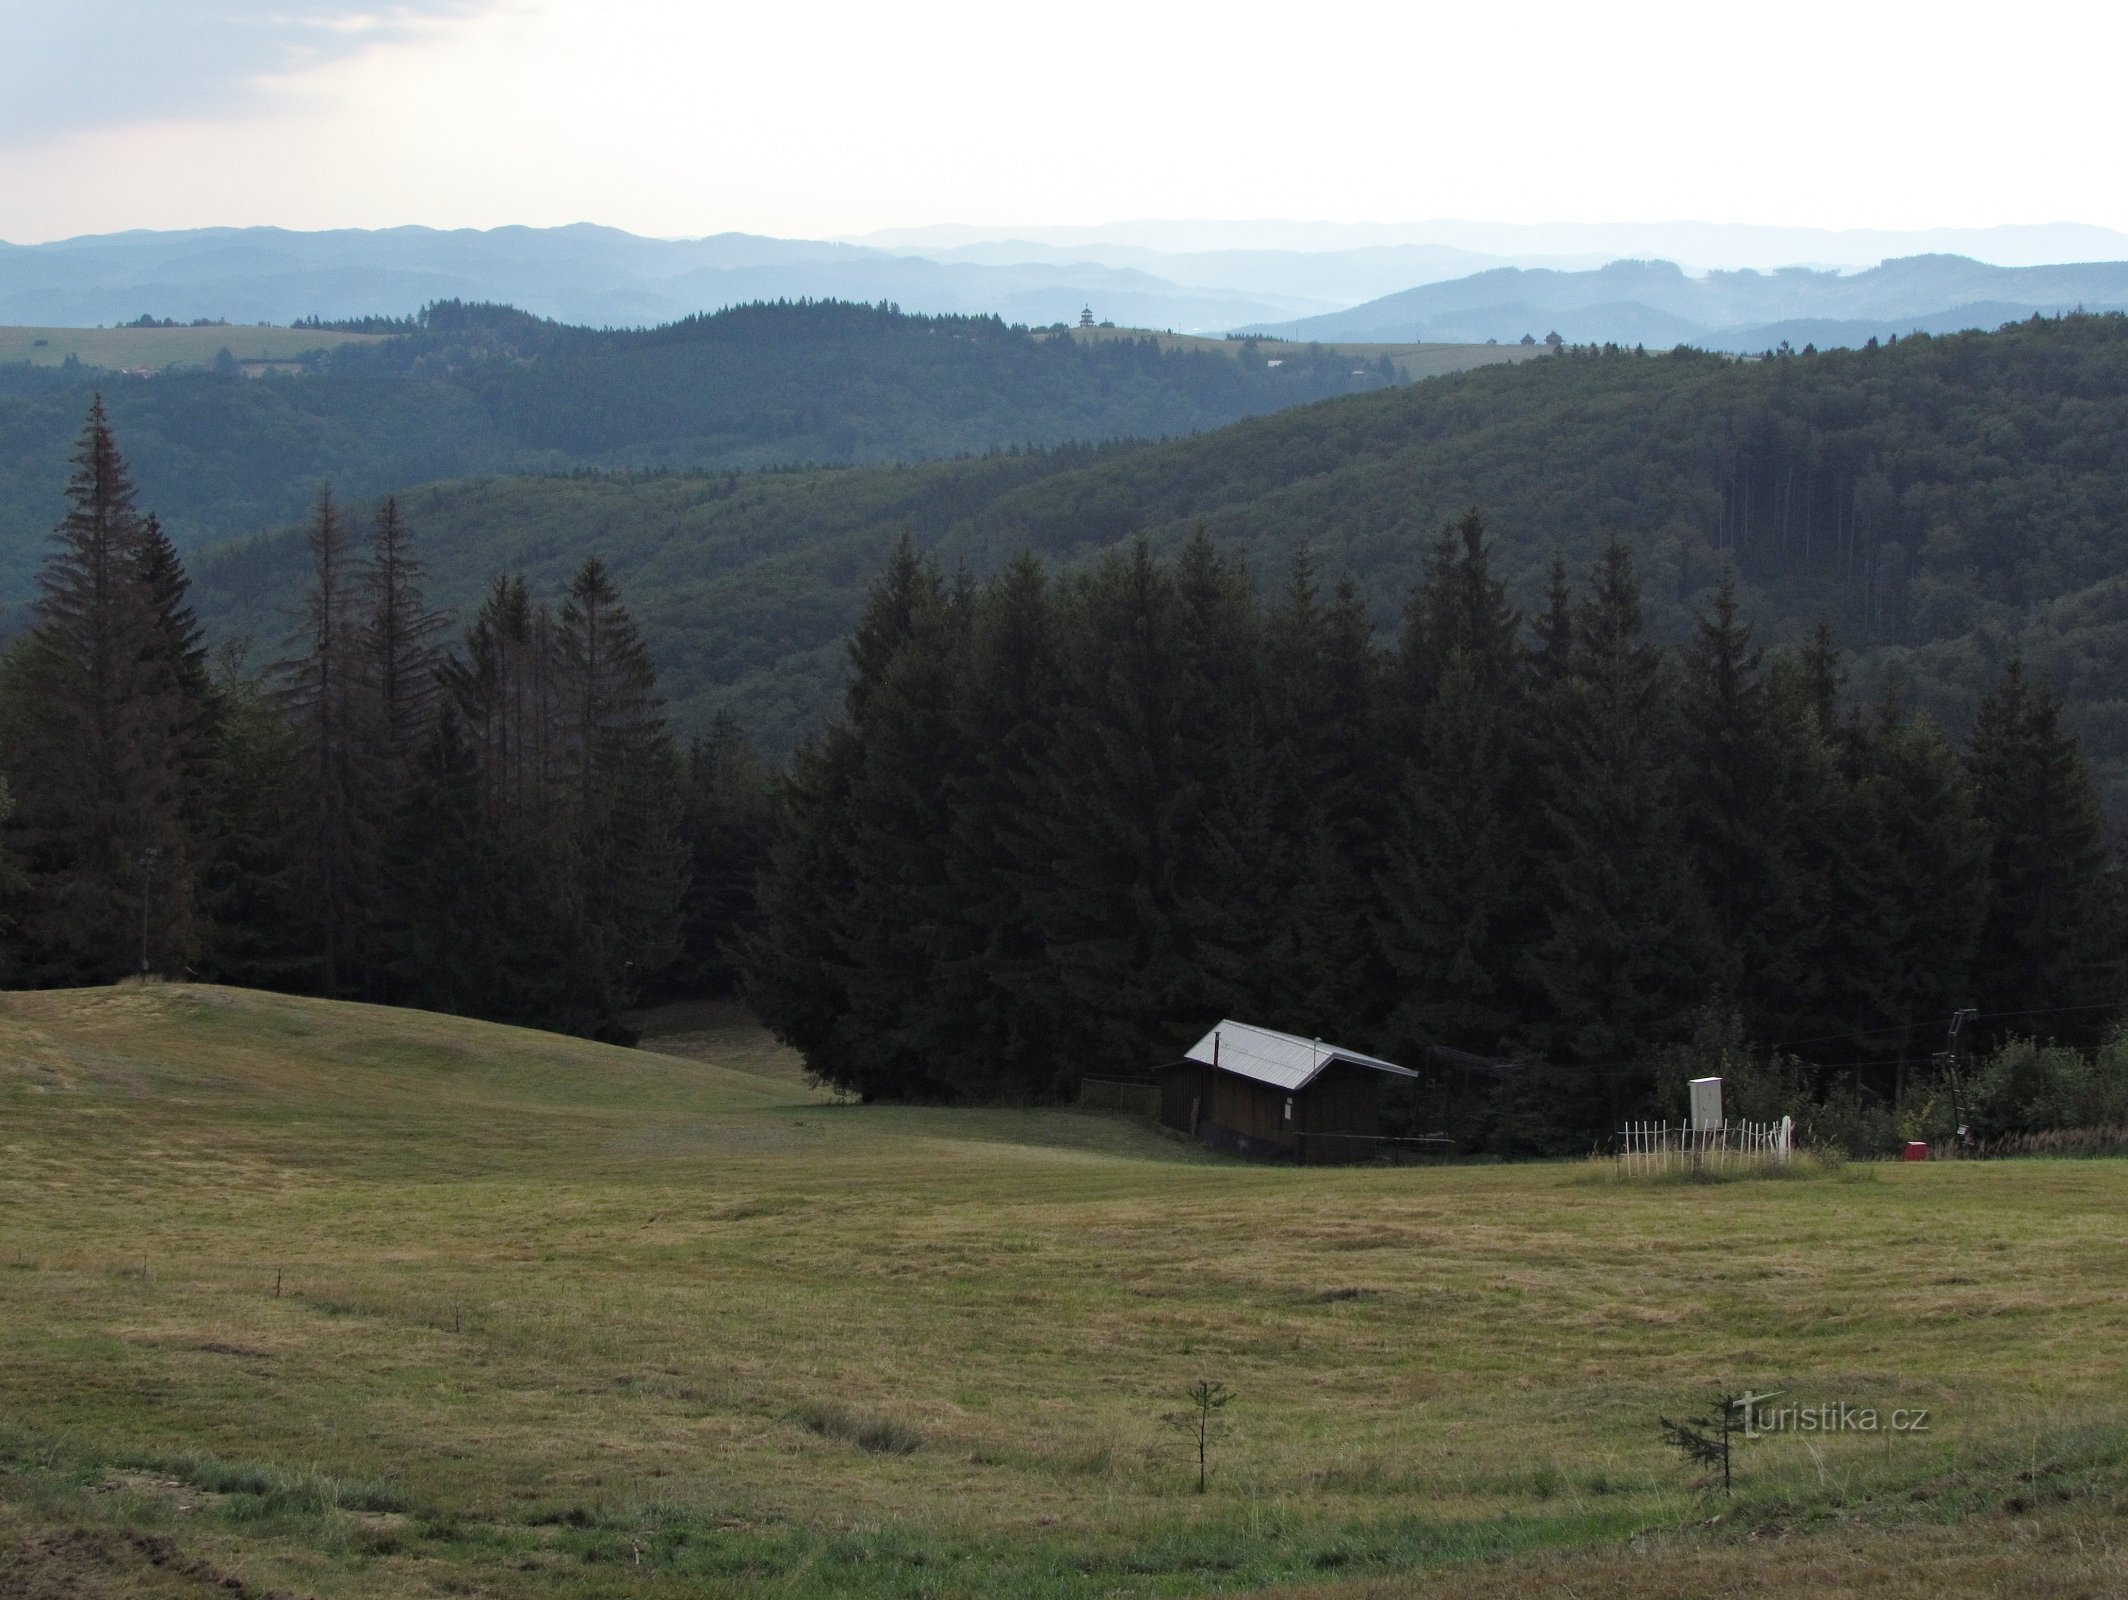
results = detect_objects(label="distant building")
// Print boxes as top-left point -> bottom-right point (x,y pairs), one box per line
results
1158,1020 -> 1415,1164
1079,306 -> 1095,328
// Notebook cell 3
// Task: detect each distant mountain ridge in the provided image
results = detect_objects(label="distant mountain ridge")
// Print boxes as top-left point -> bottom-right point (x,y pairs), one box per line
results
1247,255 -> 2128,349
0,223 -> 1330,332
857,218 -> 2128,272
11,221 -> 2128,344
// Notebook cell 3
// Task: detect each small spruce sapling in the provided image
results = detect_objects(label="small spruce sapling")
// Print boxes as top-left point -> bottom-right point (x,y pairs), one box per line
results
1658,1391 -> 1756,1494
1166,1379 -> 1233,1494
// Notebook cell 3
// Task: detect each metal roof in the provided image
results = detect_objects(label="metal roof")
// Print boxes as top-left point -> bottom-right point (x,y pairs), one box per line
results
1182,1020 -> 1414,1093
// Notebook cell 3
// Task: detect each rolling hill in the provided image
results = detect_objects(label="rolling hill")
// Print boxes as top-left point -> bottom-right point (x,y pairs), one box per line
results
188,314 -> 2128,819
1,299 -> 1511,602
1249,255 -> 2128,350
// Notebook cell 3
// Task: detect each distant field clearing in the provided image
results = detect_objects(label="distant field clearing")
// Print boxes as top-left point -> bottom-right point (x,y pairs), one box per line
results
0,323 -> 385,371
1048,324 -> 1545,381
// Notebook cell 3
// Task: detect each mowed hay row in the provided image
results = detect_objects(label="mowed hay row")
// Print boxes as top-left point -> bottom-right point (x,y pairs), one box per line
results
2,983 -> 2125,1597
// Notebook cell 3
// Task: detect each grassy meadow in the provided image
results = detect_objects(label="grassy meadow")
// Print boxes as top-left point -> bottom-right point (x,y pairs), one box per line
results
1,983 -> 2124,1597
0,325 -> 382,371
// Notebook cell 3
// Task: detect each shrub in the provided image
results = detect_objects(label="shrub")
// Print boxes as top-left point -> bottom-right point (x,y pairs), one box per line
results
1966,1035 -> 2128,1138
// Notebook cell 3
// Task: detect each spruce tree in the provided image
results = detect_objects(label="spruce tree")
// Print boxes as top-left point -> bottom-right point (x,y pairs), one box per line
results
1164,530 -> 1276,1027
277,487 -> 382,994
934,553 -> 1067,1097
672,717 -> 772,995
553,556 -> 687,1025
1526,540 -> 1709,1121
380,706 -> 495,1015
1259,561 -> 1385,1031
1376,512 -> 1535,1057
743,731 -> 864,1078
743,539 -> 943,1094
1026,543 -> 1195,1078
1820,691 -> 1986,1076
833,550 -> 976,1098
198,644 -> 305,988
1967,660 -> 2121,1040
1677,573 -> 1828,1039
434,575 -> 562,1018
362,496 -> 449,775
2,399 -> 209,979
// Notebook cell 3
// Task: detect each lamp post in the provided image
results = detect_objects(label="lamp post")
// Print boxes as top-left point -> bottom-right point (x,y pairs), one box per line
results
138,844 -> 160,978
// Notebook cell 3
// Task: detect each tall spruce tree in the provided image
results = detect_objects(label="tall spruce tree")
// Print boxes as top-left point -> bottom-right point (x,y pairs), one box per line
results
743,537 -> 941,1094
363,497 -> 449,778
1967,660 -> 2121,1041
1259,560 -> 1385,1031
430,577 -> 548,1017
2,399 -> 210,980
198,644 -> 305,988
383,705 -> 505,1016
742,730 -> 862,1083
934,553 -> 1067,1097
1526,540 -> 1709,1123
1026,543 -> 1197,1078
835,560 -> 973,1097
672,716 -> 772,996
553,556 -> 687,1025
1677,573 -> 1830,1039
1376,511 -> 1536,1058
1817,689 -> 1986,1080
1163,530 -> 1276,1028
277,487 -> 382,994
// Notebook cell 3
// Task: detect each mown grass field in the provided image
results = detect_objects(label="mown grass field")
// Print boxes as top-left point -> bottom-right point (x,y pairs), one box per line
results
1,983 -> 2123,1598
0,325 -> 383,371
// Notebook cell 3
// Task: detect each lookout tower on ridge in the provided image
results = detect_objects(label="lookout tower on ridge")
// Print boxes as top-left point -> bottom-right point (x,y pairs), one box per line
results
1078,305 -> 1094,328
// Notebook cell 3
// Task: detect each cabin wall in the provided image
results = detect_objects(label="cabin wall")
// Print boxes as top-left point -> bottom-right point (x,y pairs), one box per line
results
1209,1071 -> 1292,1145
1159,1060 -> 1391,1164
1296,1063 -> 1383,1165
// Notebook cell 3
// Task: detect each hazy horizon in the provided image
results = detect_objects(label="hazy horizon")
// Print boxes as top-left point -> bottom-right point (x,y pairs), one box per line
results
10,218 -> 2128,276
2,2 -> 2120,247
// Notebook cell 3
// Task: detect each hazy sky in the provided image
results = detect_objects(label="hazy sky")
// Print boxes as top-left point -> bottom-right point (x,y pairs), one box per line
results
1,0 -> 2120,245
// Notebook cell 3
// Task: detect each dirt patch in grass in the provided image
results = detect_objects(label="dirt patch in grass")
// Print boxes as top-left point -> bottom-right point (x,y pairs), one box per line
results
0,1521 -> 303,1599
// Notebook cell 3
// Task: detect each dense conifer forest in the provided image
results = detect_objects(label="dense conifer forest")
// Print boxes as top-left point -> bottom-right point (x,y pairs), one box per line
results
743,527 -> 2126,1153
0,404 -> 765,1032
0,299 -> 1386,596
186,314 -> 2128,817
5,395 -> 2126,1155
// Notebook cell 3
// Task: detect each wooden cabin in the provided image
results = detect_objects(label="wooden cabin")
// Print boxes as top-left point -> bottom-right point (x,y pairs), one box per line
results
1157,1020 -> 1414,1164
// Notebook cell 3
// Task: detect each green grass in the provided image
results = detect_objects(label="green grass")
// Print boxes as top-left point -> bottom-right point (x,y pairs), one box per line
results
1,981 -> 2124,1597
0,324 -> 382,371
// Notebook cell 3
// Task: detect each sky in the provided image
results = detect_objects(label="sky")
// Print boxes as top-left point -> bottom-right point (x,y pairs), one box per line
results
1,0 -> 2122,246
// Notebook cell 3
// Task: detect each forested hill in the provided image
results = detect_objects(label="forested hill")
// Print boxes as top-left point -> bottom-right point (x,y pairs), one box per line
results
193,313 -> 2128,806
0,298 -> 1398,598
